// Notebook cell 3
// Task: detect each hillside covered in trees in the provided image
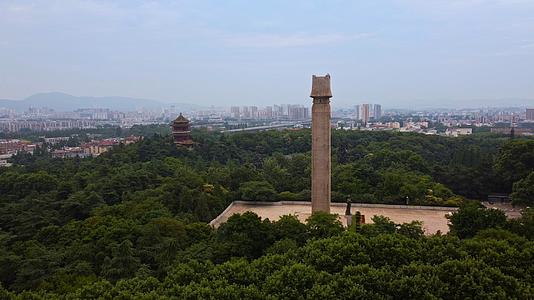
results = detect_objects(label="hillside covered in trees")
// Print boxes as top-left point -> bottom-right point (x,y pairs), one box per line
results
1,128 -> 533,298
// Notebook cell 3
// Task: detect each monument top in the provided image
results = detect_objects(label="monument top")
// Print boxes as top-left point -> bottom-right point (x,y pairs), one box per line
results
310,74 -> 332,98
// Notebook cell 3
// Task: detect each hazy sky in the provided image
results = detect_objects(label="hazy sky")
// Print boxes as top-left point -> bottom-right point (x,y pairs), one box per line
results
1,0 -> 534,108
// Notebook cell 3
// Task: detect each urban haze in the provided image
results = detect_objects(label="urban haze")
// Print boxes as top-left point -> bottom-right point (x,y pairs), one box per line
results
1,1 -> 534,108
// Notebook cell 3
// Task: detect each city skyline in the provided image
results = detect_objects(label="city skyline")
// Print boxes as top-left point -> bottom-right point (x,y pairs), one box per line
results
1,1 -> 534,108
1,91 -> 533,112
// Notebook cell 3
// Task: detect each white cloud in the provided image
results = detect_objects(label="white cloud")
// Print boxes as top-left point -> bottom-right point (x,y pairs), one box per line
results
394,0 -> 534,18
398,0 -> 534,9
520,42 -> 534,48
222,32 -> 373,48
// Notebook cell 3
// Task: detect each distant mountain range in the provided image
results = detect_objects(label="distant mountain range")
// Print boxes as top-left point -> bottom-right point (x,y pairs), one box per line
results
0,92 -> 205,112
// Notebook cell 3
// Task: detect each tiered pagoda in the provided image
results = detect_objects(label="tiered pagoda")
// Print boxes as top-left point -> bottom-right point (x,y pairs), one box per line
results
171,113 -> 193,147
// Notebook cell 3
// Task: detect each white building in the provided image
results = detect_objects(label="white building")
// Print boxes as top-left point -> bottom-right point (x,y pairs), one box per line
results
445,127 -> 473,137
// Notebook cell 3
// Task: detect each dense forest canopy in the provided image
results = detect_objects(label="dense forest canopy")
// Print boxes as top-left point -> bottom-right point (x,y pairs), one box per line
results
0,124 -> 170,142
1,127 -> 533,298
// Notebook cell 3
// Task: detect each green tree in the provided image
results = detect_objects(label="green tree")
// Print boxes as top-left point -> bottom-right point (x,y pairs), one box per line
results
397,221 -> 424,239
494,140 -> 534,192
510,171 -> 534,206
447,203 -> 508,238
214,212 -> 275,261
61,191 -> 104,220
306,212 -> 344,239
507,208 -> 534,239
264,263 -> 327,299
273,215 -> 308,245
102,240 -> 141,282
239,181 -> 277,202
371,215 -> 397,233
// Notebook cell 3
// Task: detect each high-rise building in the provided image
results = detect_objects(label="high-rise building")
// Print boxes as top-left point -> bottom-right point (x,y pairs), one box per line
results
242,106 -> 250,118
282,104 -> 291,116
288,105 -> 310,120
359,104 -> 370,124
250,106 -> 258,119
373,104 -> 382,119
230,106 -> 240,118
264,106 -> 273,119
527,108 -> 534,121
355,103 -> 381,123
273,105 -> 283,118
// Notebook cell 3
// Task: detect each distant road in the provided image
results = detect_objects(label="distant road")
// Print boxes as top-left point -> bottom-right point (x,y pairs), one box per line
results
223,122 -> 309,133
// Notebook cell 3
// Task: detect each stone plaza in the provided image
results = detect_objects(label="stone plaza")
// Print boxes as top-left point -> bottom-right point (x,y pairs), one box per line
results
210,201 -> 457,235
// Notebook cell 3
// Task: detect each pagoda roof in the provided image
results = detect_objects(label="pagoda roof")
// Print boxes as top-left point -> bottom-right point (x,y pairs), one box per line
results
173,113 -> 190,124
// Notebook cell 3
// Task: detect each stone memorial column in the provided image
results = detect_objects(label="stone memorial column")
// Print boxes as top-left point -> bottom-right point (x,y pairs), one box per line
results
310,74 -> 332,213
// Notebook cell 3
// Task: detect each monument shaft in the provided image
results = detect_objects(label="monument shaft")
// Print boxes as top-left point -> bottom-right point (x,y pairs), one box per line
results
310,75 -> 332,213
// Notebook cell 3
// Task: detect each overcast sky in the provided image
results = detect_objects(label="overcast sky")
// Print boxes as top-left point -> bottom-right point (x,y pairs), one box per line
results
1,0 -> 533,108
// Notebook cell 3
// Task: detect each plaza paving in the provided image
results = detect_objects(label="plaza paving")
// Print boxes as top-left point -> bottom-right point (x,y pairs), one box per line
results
210,201 -> 458,235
